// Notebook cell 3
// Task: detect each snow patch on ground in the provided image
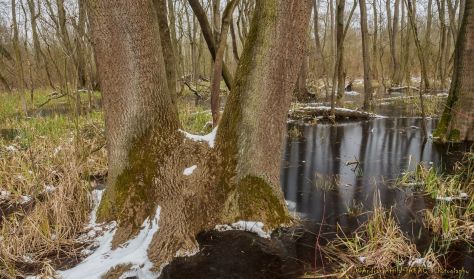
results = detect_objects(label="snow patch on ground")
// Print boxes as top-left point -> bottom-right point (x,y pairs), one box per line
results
215,221 -> 271,238
58,206 -> 161,279
436,192 -> 469,202
20,195 -> 32,204
408,257 -> 435,269
183,165 -> 197,176
0,190 -> 11,199
5,145 -> 17,152
43,184 -> 56,194
344,91 -> 360,96
180,127 -> 218,148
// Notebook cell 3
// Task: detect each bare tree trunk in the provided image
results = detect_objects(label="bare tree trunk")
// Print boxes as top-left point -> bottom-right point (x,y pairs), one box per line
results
372,0 -> 379,81
435,0 -> 474,142
0,71 -> 11,92
154,0 -> 178,106
295,46 -> 309,101
313,0 -> 330,100
424,0 -> 433,80
333,0 -> 345,108
75,0 -> 87,90
359,0 -> 373,110
11,0 -> 27,115
406,0 -> 430,90
447,0 -> 459,39
329,0 -> 335,74
230,18 -> 240,62
212,0 -> 221,42
331,0 -> 356,111
406,0 -> 428,139
436,0 -> 449,87
27,0 -> 41,69
460,0 -> 466,23
210,0 -> 239,126
20,0 -> 34,103
168,0 -> 180,79
391,0 -> 402,85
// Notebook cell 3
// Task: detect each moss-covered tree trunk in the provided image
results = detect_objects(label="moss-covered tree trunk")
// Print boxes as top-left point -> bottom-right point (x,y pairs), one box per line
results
434,0 -> 474,142
216,0 -> 313,226
87,0 -> 312,274
88,0 -> 181,236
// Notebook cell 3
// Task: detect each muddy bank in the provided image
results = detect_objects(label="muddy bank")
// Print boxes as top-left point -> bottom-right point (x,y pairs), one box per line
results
159,229 -> 311,279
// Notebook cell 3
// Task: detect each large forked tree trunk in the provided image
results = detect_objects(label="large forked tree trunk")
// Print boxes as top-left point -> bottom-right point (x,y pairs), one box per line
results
87,0 -> 312,274
434,0 -> 474,142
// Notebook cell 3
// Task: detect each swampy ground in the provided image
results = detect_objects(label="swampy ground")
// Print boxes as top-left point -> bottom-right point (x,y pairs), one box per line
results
0,85 -> 472,278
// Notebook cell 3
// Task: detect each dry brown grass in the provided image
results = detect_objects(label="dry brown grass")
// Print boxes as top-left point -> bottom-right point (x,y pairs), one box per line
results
322,193 -> 441,277
0,115 -> 106,278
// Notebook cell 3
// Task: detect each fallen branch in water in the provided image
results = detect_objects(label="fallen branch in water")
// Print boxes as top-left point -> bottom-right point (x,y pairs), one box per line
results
289,105 -> 382,120
388,86 -> 420,92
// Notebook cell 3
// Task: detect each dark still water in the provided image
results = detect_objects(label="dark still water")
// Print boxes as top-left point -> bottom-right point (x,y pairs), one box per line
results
281,117 -> 471,232
279,117 -> 473,275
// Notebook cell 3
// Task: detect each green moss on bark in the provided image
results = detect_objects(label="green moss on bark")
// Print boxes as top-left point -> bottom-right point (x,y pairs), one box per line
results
223,175 -> 291,228
448,129 -> 461,142
433,89 -> 458,141
97,127 -> 179,234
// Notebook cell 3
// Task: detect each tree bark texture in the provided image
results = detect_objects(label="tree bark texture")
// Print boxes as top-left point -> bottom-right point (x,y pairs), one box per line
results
216,0 -> 313,224
154,0 -> 178,106
359,0 -> 373,110
87,0 -> 313,273
435,0 -> 474,142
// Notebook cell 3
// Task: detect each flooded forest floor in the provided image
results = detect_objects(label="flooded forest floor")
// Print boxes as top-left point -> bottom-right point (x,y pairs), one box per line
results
0,85 -> 473,278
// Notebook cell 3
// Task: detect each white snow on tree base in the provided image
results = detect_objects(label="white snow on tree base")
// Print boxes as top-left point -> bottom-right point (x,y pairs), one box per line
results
88,189 -> 105,228
180,127 -> 218,148
58,206 -> 161,279
285,200 -> 296,211
183,165 -> 197,176
215,221 -> 271,238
